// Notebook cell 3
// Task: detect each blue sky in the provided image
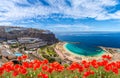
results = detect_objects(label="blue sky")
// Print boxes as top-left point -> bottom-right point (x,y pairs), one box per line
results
0,0 -> 120,32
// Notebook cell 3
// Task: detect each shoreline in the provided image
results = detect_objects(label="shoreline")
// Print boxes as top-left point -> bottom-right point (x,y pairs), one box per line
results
63,43 -> 105,57
55,42 -> 120,62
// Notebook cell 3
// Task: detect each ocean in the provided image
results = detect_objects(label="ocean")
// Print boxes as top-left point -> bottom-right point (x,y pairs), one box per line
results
55,31 -> 120,56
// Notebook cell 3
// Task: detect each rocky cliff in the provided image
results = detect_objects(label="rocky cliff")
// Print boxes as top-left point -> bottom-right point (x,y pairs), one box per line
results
0,26 -> 58,44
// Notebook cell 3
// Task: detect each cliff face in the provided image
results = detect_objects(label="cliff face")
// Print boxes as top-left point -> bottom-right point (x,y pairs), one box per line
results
0,26 -> 58,44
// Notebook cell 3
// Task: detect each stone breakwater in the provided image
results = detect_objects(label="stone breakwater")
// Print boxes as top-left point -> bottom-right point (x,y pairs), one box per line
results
55,42 -> 120,63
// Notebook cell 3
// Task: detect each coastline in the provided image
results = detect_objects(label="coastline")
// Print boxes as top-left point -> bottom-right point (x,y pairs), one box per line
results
63,43 -> 105,57
55,42 -> 120,63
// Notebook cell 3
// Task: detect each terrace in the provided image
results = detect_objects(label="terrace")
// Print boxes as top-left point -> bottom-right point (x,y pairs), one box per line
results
18,37 -> 42,44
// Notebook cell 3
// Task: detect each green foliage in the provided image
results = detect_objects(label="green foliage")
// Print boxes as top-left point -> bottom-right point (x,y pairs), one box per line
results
63,63 -> 69,68
10,43 -> 19,48
38,45 -> 60,63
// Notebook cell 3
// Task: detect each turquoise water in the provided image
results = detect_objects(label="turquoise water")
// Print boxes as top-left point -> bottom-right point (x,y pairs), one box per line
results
14,53 -> 22,56
65,43 -> 104,56
55,32 -> 120,56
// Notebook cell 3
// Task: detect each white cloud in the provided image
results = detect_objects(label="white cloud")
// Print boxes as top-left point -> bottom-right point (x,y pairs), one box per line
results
0,21 -> 13,26
43,24 -> 93,32
0,0 -> 119,22
96,11 -> 120,20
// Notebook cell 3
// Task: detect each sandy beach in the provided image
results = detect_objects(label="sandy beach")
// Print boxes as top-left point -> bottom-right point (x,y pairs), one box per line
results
55,42 -> 120,63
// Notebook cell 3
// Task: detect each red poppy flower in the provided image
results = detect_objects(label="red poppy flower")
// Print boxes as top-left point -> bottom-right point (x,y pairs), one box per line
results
22,55 -> 28,60
82,60 -> 87,64
33,63 -> 41,70
5,64 -> 14,72
47,67 -> 54,73
106,55 -> 112,60
112,67 -> 119,74
56,65 -> 64,72
22,62 -> 29,68
84,63 -> 90,69
102,55 -> 107,59
38,73 -> 48,78
0,67 -> 4,76
12,71 -> 19,77
67,62 -> 80,71
83,71 -> 90,77
20,68 -> 27,75
42,59 -> 48,64
91,60 -> 97,65
14,64 -> 21,70
78,66 -> 84,72
97,62 -> 104,66
17,56 -> 22,61
102,60 -> 108,66
83,70 -> 94,78
32,59 -> 41,64
28,62 -> 33,68
116,61 -> 120,68
102,55 -> 112,60
42,65 -> 48,71
104,64 -> 111,72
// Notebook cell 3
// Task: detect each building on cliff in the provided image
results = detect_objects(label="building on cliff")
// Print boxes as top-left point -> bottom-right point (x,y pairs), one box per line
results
17,37 -> 47,49
0,26 -> 58,45
18,37 -> 42,44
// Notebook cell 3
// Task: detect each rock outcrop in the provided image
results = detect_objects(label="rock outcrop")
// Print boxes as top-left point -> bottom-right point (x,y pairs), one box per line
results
0,26 -> 58,44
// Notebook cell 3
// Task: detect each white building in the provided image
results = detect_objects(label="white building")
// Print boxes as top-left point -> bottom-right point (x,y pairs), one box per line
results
25,41 -> 47,49
7,40 -> 18,44
18,37 -> 42,44
17,37 -> 47,49
42,30 -> 52,34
